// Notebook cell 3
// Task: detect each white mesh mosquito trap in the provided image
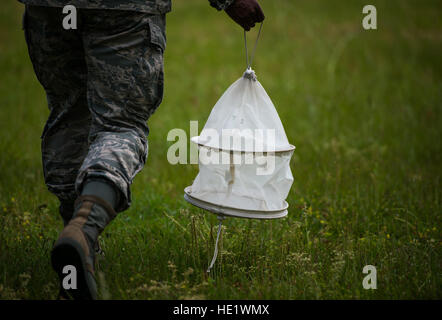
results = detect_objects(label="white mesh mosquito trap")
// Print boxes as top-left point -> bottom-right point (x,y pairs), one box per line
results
184,25 -> 295,272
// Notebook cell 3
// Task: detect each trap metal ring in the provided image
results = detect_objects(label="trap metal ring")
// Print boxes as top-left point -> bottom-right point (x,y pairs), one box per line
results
184,186 -> 288,220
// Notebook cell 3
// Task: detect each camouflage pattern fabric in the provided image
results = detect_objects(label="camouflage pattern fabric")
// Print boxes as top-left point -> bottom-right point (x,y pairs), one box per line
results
23,5 -> 165,212
19,0 -> 172,14
18,0 -> 235,14
208,0 -> 235,11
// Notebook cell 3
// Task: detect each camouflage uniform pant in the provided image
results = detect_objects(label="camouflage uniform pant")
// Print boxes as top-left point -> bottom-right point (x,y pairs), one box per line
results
23,5 -> 165,213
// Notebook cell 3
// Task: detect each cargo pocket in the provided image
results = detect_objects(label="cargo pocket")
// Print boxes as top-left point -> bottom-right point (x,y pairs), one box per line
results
147,14 -> 167,53
142,15 -> 166,118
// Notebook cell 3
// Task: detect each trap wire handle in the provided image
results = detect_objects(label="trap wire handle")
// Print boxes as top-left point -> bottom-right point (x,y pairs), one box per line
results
207,215 -> 225,273
244,22 -> 263,69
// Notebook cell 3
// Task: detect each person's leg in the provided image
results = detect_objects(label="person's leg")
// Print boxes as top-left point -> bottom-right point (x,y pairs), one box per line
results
23,5 -> 91,226
76,10 -> 165,213
52,9 -> 166,300
81,179 -> 119,209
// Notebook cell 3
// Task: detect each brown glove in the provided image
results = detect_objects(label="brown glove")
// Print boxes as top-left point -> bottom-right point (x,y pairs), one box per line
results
225,0 -> 265,31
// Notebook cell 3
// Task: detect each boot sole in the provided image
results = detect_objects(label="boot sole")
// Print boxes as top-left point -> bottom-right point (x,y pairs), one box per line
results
51,238 -> 97,300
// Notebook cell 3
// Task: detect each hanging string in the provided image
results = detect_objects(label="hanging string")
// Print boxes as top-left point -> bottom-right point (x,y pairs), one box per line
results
206,24 -> 264,274
207,215 -> 225,273
243,22 -> 264,69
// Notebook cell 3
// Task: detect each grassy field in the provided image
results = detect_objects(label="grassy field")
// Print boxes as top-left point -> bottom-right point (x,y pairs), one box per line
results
0,0 -> 441,299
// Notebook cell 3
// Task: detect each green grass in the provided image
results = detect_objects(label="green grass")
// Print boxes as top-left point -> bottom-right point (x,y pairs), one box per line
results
0,0 -> 441,299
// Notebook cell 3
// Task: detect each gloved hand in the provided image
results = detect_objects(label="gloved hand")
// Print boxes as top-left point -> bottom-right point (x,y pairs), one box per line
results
225,0 -> 265,31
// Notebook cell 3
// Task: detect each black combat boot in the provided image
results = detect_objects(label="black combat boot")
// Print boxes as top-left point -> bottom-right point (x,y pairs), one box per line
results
51,195 -> 116,300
